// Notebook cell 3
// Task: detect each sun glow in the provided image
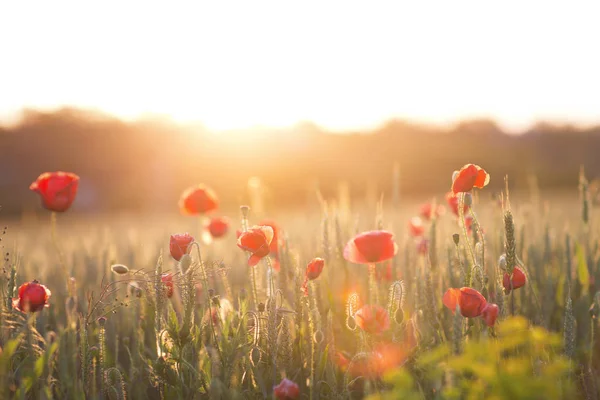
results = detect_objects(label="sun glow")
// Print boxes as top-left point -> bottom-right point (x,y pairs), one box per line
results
1,1 -> 600,132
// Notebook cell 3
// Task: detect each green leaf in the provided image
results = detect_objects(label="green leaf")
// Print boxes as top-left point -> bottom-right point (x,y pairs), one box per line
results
576,243 -> 590,293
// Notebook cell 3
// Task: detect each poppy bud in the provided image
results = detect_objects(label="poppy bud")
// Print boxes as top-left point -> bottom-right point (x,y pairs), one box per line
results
452,234 -> 460,245
498,254 -> 507,270
464,193 -> 473,207
258,302 -> 265,312
111,264 -> 129,275
97,317 -> 107,326
240,205 -> 250,218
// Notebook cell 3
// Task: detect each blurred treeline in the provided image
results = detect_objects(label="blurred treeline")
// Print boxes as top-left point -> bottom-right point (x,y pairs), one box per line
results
0,108 -> 596,214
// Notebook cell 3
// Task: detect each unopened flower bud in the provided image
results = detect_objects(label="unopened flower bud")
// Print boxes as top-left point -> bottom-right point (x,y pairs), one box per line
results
240,205 -> 250,218
464,193 -> 473,207
97,317 -> 107,327
258,302 -> 265,312
498,254 -> 507,271
111,264 -> 129,275
452,234 -> 460,245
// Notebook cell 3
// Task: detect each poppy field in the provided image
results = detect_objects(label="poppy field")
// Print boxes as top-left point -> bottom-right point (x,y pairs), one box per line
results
2,164 -> 599,399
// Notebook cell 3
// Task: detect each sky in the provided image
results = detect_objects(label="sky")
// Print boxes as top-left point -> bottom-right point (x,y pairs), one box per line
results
1,1 -> 599,132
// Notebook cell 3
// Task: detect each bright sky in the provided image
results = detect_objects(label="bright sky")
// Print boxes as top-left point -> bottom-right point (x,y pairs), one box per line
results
1,1 -> 599,132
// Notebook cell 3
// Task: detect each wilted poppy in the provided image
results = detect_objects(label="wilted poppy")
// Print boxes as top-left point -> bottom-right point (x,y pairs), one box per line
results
13,280 -> 51,312
481,303 -> 499,327
354,304 -> 391,334
237,225 -> 274,267
207,217 -> 229,238
451,164 -> 490,194
408,217 -> 425,237
446,191 -> 469,217
420,203 -> 445,221
179,184 -> 218,215
503,266 -> 527,294
443,287 -> 488,318
273,378 -> 300,400
29,171 -> 80,212
169,233 -> 195,261
161,273 -> 174,298
343,231 -> 398,265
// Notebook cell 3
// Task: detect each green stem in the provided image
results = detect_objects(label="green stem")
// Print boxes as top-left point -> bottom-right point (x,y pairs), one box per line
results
458,194 -> 477,279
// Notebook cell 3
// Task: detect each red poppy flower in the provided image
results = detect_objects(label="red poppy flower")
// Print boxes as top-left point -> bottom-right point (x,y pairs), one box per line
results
161,273 -> 174,298
354,304 -> 391,334
13,280 -> 51,312
420,203 -> 445,221
305,257 -> 325,280
258,220 -> 282,271
273,378 -> 300,399
207,217 -> 229,238
29,171 -> 79,212
416,238 -> 429,256
237,225 -> 274,267
336,342 -> 407,379
451,164 -> 490,194
302,258 -> 325,296
443,287 -> 488,318
169,233 -> 195,261
446,191 -> 469,217
503,266 -> 527,294
481,303 -> 499,327
408,217 -> 425,237
178,184 -> 218,215
343,230 -> 398,264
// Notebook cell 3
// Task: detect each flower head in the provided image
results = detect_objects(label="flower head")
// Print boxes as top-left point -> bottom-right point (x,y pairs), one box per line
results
29,171 -> 79,212
443,287 -> 488,318
503,266 -> 527,294
408,217 -> 425,237
481,303 -> 499,327
179,184 -> 218,215
354,304 -> 391,334
420,203 -> 445,221
259,219 -> 283,271
343,230 -> 398,264
169,233 -> 195,261
13,280 -> 51,313
207,217 -> 229,238
161,273 -> 174,298
451,164 -> 490,194
302,257 -> 325,295
446,191 -> 469,217
237,225 -> 274,267
273,378 -> 300,399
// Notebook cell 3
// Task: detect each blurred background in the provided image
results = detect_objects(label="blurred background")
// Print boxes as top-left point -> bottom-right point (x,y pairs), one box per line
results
1,1 -> 599,216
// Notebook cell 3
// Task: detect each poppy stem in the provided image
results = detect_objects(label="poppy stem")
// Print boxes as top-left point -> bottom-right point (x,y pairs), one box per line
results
458,194 -> 477,282
50,212 -> 69,280
368,264 -> 379,305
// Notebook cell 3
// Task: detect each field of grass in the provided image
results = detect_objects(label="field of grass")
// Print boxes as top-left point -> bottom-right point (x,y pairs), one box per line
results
1,168 -> 599,399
